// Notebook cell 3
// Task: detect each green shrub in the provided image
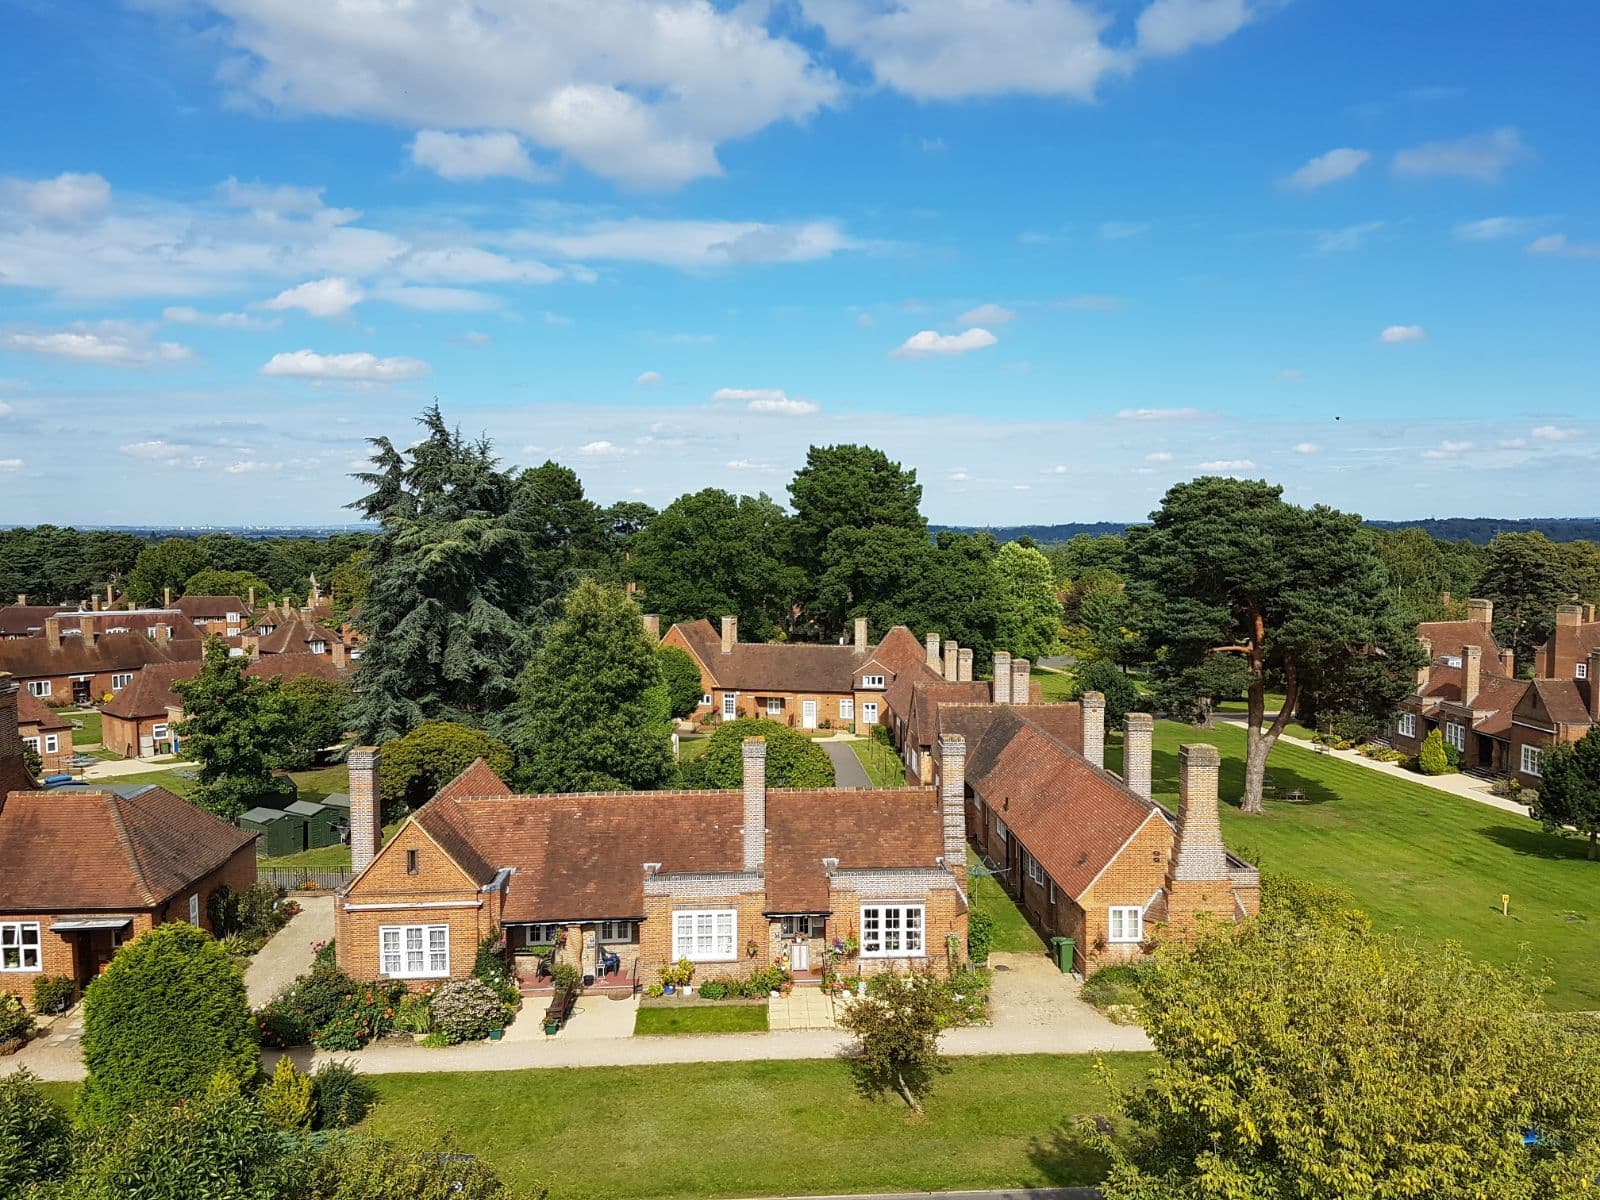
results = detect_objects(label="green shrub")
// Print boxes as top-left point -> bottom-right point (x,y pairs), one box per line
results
693,718 -> 836,788
311,1060 -> 375,1129
1081,963 -> 1149,1011
254,998 -> 312,1048
301,1134 -> 537,1199
321,979 -> 403,1048
1418,728 -> 1454,775
258,1055 -> 314,1132
30,975 -> 74,1016
1072,660 -> 1141,725
644,983 -> 664,998
0,993 -> 33,1045
286,962 -> 361,1030
420,1030 -> 452,1048
429,978 -> 507,1044
966,909 -> 994,965
697,980 -> 726,1000
394,992 -> 432,1034
313,939 -> 337,970
0,1068 -> 73,1193
473,930 -> 511,987
1259,871 -> 1370,936
78,923 -> 258,1126
313,1010 -> 368,1052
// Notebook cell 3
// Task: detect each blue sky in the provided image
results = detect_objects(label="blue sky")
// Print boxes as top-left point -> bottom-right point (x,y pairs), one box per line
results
1,1 -> 1596,526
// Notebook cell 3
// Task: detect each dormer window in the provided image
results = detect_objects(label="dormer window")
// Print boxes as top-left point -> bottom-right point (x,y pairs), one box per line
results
862,674 -> 885,689
1579,662 -> 1589,680
309,640 -> 327,654
259,623 -> 275,635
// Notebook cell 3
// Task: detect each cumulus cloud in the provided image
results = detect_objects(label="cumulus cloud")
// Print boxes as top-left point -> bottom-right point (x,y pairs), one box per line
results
1145,451 -> 1174,462
578,440 -> 628,457
889,328 -> 998,358
1284,147 -> 1370,190
1380,324 -> 1427,344
1118,407 -> 1205,421
1136,0 -> 1257,57
711,387 -> 820,415
1454,216 -> 1539,241
1532,425 -> 1581,442
259,350 -> 431,382
1528,234 -> 1600,259
726,458 -> 776,471
635,370 -> 663,385
957,303 -> 1015,327
0,171 -> 111,223
1293,442 -> 1320,454
1422,440 -> 1472,459
119,440 -> 209,469
0,325 -> 193,367
410,130 -> 542,181
1198,458 -> 1256,471
1392,127 -> 1530,182
0,458 -> 20,470
163,306 -> 277,330
262,277 -> 365,318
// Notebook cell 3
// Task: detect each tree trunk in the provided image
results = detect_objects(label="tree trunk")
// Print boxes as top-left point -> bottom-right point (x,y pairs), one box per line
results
1239,641 -> 1298,815
1241,724 -> 1270,815
895,1070 -> 923,1113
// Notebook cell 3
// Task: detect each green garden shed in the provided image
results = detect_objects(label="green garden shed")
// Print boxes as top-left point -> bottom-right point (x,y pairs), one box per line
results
286,799 -> 339,849
240,806 -> 302,858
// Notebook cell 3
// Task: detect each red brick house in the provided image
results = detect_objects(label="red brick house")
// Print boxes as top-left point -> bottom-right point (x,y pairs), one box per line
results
174,594 -> 251,639
335,737 -> 970,991
0,673 -> 257,1008
16,690 -> 72,775
1535,603 -> 1600,682
0,617 -> 204,708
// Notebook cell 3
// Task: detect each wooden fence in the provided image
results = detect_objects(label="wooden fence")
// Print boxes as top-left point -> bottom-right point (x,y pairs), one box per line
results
258,867 -> 351,892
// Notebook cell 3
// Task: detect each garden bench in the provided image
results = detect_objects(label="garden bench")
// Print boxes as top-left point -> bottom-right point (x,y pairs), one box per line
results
544,984 -> 578,1034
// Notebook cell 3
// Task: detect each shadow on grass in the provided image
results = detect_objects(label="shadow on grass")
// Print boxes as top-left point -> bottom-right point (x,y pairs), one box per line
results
1150,745 -> 1339,809
1025,1122 -> 1114,1186
1480,823 -> 1600,863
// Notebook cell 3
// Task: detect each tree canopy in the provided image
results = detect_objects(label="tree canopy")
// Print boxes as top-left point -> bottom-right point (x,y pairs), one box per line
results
173,637 -> 285,820
991,540 -> 1061,661
183,567 -> 274,601
678,718 -> 836,789
379,720 -> 514,812
1531,726 -> 1600,859
656,644 -> 705,721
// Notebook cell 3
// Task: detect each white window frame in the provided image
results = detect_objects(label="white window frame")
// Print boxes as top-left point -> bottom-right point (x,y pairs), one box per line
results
111,672 -> 132,691
1445,721 -> 1466,753
765,697 -> 783,716
672,909 -> 737,962
862,674 -> 885,689
309,640 -> 327,655
1521,745 -> 1543,778
839,698 -> 854,720
599,920 -> 635,943
151,723 -> 169,740
859,903 -> 925,958
1048,880 -> 1057,904
1397,712 -> 1416,738
700,693 -> 712,708
379,924 -> 451,979
722,693 -> 737,719
1026,853 -> 1046,887
188,894 -> 201,925
27,680 -> 49,698
780,915 -> 822,938
861,701 -> 879,726
995,818 -> 1009,845
23,736 -> 39,754
1579,662 -> 1590,680
522,923 -> 563,946
1108,906 -> 1144,944
0,921 -> 42,972
44,734 -> 59,754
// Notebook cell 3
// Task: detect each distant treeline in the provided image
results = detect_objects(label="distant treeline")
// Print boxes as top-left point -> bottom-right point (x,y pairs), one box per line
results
941,517 -> 1600,547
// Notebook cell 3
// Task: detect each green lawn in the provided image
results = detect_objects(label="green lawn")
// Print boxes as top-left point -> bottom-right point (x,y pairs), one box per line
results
849,738 -> 908,788
634,1003 -> 768,1035
1108,722 -> 1600,1010
968,849 -> 1047,955
87,766 -> 200,796
362,1054 -> 1149,1199
677,735 -> 709,762
1032,669 -> 1077,701
63,708 -> 102,745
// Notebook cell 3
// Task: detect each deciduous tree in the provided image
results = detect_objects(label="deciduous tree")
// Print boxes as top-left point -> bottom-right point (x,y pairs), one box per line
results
183,567 -> 273,601
173,637 -> 284,820
126,537 -> 208,606
839,970 -> 956,1113
679,718 -> 835,788
991,540 -> 1061,661
378,720 -> 513,812
1072,660 -> 1141,726
271,674 -> 352,770
656,644 -> 705,721
1479,531 -> 1576,669
1532,727 -> 1600,859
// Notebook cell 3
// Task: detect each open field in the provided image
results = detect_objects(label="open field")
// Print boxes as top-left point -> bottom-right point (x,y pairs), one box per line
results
1109,721 -> 1600,1009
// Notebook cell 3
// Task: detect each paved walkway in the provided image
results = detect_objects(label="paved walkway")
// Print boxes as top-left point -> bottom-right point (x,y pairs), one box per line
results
245,895 -> 335,1007
822,739 -> 873,788
79,755 -> 184,780
769,987 -> 843,1030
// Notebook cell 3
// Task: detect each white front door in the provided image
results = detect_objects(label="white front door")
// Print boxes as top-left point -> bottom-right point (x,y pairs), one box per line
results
791,940 -> 809,971
862,701 -> 879,726
802,700 -> 817,729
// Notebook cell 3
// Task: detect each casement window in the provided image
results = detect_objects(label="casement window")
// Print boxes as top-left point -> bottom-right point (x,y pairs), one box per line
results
700,694 -> 712,708
44,734 -> 58,754
1108,906 -> 1144,944
1397,712 -> 1416,738
994,818 -> 1009,845
1445,722 -> 1466,752
860,904 -> 924,957
521,923 -> 563,946
226,612 -> 240,622
1579,662 -> 1590,680
765,697 -> 783,716
23,737 -> 39,754
188,894 -> 201,925
111,672 -> 132,690
259,624 -> 276,636
839,698 -> 854,720
1048,880 -> 1057,904
722,693 -> 737,719
27,681 -> 49,698
379,924 -> 450,979
309,640 -> 327,655
0,922 -> 42,972
1026,853 -> 1046,887
151,723 -> 169,740
672,909 -> 737,962
599,920 -> 636,943
1521,745 -> 1543,777
780,915 -> 822,938
861,701 -> 879,726
862,674 -> 886,689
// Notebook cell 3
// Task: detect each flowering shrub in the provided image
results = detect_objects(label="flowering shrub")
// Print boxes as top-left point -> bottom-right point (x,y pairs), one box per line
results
428,978 -> 508,1044
313,1010 -> 367,1052
0,994 -> 34,1048
254,999 -> 311,1049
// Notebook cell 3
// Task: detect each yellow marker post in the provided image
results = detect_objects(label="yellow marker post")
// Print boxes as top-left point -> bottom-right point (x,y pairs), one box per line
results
1501,893 -> 1510,916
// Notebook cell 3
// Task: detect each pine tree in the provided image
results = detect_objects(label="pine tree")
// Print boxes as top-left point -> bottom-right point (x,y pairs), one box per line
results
172,637 -> 283,820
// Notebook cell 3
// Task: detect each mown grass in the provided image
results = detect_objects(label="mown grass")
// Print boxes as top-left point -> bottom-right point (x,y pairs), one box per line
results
849,737 -> 909,788
633,1003 -> 769,1035
1107,721 -> 1600,1009
968,849 -> 1047,955
62,708 -> 102,745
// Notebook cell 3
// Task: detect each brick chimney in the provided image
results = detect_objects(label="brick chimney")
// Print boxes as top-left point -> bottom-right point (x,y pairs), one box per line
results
248,586 -> 257,609
44,615 -> 61,648
938,733 -> 967,889
1501,649 -> 1515,677
1589,649 -> 1600,722
957,647 -> 973,682
1553,605 -> 1584,677
333,639 -> 347,670
92,596 -> 102,612
1461,644 -> 1481,706
1416,637 -> 1432,693
163,586 -> 172,607
1165,743 -> 1230,926
1081,691 -> 1106,769
721,615 -> 737,655
104,583 -> 114,607
348,746 -> 381,875
925,632 -> 941,673
943,639 -> 958,681
854,617 -> 868,655
14,594 -> 24,606
991,651 -> 1012,704
153,623 -> 170,645
0,672 -> 28,791
243,634 -> 261,662
641,613 -> 660,641
741,737 -> 767,872
1466,597 -> 1493,630
78,615 -> 94,642
1010,659 -> 1031,706
1124,713 -> 1154,800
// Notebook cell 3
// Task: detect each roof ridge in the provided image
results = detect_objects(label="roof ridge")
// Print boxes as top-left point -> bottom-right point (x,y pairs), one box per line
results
104,792 -> 158,906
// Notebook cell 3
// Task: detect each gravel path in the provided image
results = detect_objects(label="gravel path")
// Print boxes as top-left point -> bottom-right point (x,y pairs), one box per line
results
822,739 -> 874,789
245,895 -> 335,1007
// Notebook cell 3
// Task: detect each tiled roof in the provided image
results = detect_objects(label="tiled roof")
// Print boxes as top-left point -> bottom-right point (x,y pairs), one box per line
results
1417,620 -> 1504,663
0,632 -> 204,681
257,616 -> 341,656
102,653 -> 347,720
175,595 -> 250,620
0,605 -> 71,639
1467,674 -> 1530,738
674,620 -> 892,695
765,788 -> 946,911
0,785 -> 254,910
932,701 -> 1085,761
1529,678 -> 1595,729
902,680 -> 995,749
16,689 -> 70,732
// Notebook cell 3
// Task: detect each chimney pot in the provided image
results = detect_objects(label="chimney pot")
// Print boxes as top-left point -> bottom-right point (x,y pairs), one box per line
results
1124,713 -> 1154,800
741,737 -> 767,871
348,747 -> 381,875
991,651 -> 1012,704
1466,597 -> 1494,631
957,647 -> 974,682
105,583 -> 113,604
721,615 -> 737,655
938,733 -> 967,888
1500,649 -> 1515,677
642,613 -> 661,641
1170,743 -> 1229,883
1011,658 -> 1032,705
1080,691 -> 1106,769
943,639 -> 959,681
925,632 -> 941,673
92,597 -> 102,612
854,617 -> 868,655
1461,644 -> 1481,707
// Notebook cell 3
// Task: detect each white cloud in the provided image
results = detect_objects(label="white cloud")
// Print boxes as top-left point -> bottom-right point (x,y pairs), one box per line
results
0,325 -> 193,367
223,460 -> 280,475
1454,216 -> 1538,241
1118,407 -> 1205,421
1284,147 -> 1370,190
410,130 -> 541,181
1044,464 -> 1069,474
372,285 -> 496,311
1145,451 -> 1174,462
1422,440 -> 1472,459
957,303 -> 1015,327
0,171 -> 110,222
259,350 -> 431,382
1276,368 -> 1303,380
711,387 -> 820,415
1197,458 -> 1256,471
1380,324 -> 1427,344
451,331 -> 493,347
890,328 -> 998,358
1315,221 -> 1384,254
1528,234 -> 1600,260
119,440 -> 208,469
1392,127 -> 1530,182
1293,442 -> 1321,455
578,440 -> 628,457
1099,220 -> 1149,240
163,306 -> 277,330
0,401 -> 10,417
0,457 -> 22,470
262,277 -> 364,318
726,458 -> 776,471
401,247 -> 562,285
1499,437 -> 1527,449
1012,484 -> 1032,491
522,218 -> 852,268
1136,0 -> 1256,57
202,1 -> 840,188
635,370 -> 663,385
1532,425 -> 1581,442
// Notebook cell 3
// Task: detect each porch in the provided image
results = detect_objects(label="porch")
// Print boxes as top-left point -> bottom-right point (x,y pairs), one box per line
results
514,945 -> 641,1000
49,916 -> 133,991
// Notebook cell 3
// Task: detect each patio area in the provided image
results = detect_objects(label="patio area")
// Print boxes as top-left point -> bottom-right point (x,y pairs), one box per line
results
515,947 -> 640,999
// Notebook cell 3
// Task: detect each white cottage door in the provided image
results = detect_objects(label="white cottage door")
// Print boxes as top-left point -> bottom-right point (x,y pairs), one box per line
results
791,939 -> 810,971
802,700 -> 817,729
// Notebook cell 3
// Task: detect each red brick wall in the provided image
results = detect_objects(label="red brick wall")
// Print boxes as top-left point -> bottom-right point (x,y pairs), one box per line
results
18,721 -> 73,774
1079,815 -> 1173,972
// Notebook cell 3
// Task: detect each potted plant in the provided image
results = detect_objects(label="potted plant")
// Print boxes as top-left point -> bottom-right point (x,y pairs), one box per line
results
746,938 -> 759,959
